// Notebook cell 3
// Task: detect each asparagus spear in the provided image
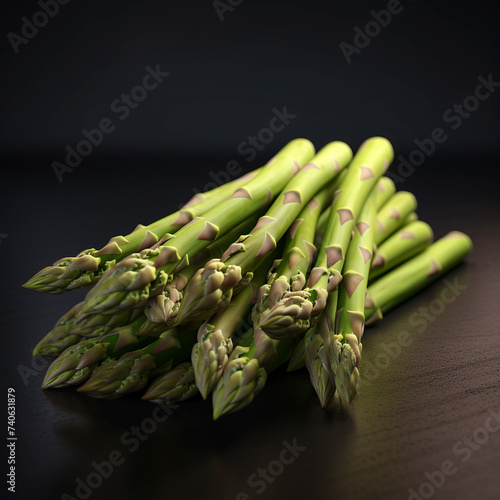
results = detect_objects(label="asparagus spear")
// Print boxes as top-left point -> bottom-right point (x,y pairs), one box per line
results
41,316 -> 161,389
253,185 -> 334,340
287,230 -> 473,377
35,220 -> 257,357
78,251 -> 275,400
403,212 -> 418,224
369,221 -> 433,281
23,168 -> 263,294
259,137 -> 394,340
76,325 -> 198,399
33,302 -> 86,357
300,138 -> 394,406
326,184 -> 378,406
140,217 -> 259,332
365,231 -> 472,324
191,251 -> 276,399
142,363 -> 198,403
174,141 -> 353,327
211,328 -> 295,419
75,251 -> 277,399
71,139 -> 315,333
287,336 -> 307,372
301,231 -> 472,402
374,176 -> 396,210
288,184 -> 405,373
41,341 -> 109,389
33,301 -> 152,358
314,176 -> 395,250
375,191 -> 417,245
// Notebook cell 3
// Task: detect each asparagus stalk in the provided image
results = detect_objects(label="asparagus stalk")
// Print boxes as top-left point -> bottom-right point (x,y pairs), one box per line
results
41,341 -> 109,389
314,176 -> 395,249
287,336 -> 307,372
374,177 -> 396,210
191,291 -> 252,399
142,363 -> 198,403
41,316 -> 160,389
33,301 -> 153,358
77,325 -> 198,398
174,142 -> 353,328
140,217 -> 258,332
35,220 -> 258,357
259,137 -> 394,340
191,251 -> 276,399
403,212 -> 418,224
302,139 -> 393,406
71,139 -> 315,333
253,185 -> 334,340
365,231 -> 472,324
288,189 -> 411,373
369,221 -> 433,281
375,191 -> 417,245
211,328 -> 295,419
326,184 -> 378,406
304,321 -> 335,406
23,168 -> 263,294
290,230 -> 472,378
33,302 -> 86,357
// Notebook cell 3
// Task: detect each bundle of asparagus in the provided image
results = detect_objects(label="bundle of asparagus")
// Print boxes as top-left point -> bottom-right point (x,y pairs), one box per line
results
25,137 -> 472,419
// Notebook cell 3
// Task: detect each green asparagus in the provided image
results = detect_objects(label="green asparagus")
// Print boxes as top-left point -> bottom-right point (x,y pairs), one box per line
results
77,325 -> 198,398
375,191 -> 417,245
369,221 -> 433,281
23,137 -> 474,419
365,231 -> 473,324
171,141 -> 353,326
327,183 -> 378,406
192,252 -> 276,399
71,139 -> 315,333
142,363 -> 198,403
260,137 -> 394,340
23,168 -> 263,294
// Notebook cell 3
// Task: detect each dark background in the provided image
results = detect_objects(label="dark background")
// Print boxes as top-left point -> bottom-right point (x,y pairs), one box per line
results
1,0 -> 499,158
1,1 -> 499,500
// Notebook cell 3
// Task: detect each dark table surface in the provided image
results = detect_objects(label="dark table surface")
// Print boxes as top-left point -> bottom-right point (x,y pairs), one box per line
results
2,154 -> 499,500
